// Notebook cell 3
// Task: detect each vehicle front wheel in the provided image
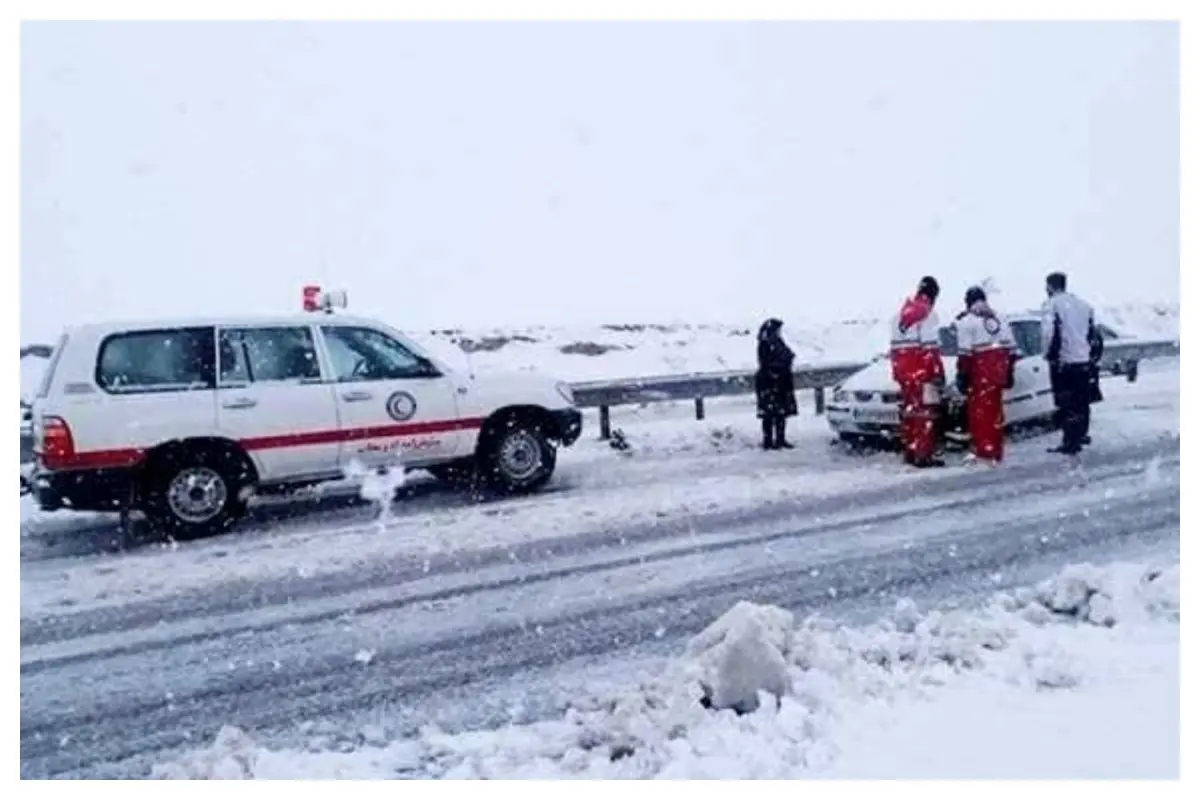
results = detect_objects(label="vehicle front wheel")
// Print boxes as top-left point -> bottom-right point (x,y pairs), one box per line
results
140,447 -> 248,540
481,421 -> 557,494
427,458 -> 479,488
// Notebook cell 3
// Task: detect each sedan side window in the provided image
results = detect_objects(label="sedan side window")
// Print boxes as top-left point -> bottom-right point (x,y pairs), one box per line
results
321,326 -> 437,382
1010,320 -> 1043,358
218,327 -> 322,385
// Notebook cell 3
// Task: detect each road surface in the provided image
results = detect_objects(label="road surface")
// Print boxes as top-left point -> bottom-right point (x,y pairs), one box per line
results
20,429 -> 1179,778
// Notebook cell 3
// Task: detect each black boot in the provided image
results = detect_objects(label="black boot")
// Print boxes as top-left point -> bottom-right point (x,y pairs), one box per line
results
762,418 -> 777,450
775,418 -> 793,449
912,457 -> 946,468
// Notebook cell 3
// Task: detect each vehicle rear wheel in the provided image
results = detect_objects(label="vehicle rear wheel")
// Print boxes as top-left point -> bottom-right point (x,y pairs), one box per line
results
481,420 -> 557,494
140,447 -> 248,540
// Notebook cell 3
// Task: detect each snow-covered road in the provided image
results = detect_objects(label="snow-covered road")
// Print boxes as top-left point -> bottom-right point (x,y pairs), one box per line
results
19,362 -> 1180,778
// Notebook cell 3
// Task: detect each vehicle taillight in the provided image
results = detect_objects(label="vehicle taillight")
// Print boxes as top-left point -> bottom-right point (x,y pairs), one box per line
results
39,416 -> 76,469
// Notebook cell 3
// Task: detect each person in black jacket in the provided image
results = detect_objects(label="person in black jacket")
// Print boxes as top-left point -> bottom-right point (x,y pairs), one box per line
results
755,318 -> 798,449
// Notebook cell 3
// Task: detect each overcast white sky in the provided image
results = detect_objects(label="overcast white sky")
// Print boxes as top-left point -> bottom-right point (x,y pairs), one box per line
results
20,21 -> 1178,343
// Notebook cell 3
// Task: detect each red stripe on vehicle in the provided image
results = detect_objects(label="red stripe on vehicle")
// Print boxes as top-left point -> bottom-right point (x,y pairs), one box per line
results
239,417 -> 486,451
47,417 -> 487,470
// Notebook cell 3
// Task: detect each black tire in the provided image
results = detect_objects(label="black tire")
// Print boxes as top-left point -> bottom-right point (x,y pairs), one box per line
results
839,432 -> 895,451
139,446 -> 249,540
480,418 -> 557,494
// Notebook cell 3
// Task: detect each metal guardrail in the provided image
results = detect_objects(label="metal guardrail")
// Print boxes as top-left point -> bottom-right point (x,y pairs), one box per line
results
572,361 -> 868,439
17,339 -> 1179,456
573,339 -> 1179,439
1095,339 -> 1179,373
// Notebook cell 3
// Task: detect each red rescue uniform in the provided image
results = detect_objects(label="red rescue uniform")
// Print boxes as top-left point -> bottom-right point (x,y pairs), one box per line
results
889,295 -> 944,464
955,301 -> 1018,462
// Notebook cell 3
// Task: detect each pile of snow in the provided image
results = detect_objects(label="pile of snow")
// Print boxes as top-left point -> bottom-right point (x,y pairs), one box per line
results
153,559 -> 1179,780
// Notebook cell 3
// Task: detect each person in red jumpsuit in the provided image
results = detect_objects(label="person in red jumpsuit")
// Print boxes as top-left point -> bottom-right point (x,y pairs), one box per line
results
954,286 -> 1018,463
889,276 -> 946,468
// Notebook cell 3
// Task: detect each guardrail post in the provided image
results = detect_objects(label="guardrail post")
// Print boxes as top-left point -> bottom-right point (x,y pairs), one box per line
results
694,397 -> 705,421
599,405 -> 611,440
814,387 -> 826,415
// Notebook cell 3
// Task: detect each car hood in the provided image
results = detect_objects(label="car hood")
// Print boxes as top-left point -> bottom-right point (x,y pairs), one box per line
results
455,369 -> 573,410
838,355 -> 959,393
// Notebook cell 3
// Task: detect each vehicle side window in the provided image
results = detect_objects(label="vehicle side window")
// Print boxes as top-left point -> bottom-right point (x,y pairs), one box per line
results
218,327 -> 322,385
321,326 -> 437,382
97,327 -> 215,393
1010,320 -> 1042,357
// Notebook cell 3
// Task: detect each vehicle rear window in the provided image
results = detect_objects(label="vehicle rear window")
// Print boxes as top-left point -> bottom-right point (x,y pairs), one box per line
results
36,334 -> 68,399
96,327 -> 216,394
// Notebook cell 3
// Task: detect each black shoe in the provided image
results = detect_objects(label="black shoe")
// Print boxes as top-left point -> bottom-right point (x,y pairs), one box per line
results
762,440 -> 777,451
1047,445 -> 1082,455
912,457 -> 946,469
777,440 -> 795,450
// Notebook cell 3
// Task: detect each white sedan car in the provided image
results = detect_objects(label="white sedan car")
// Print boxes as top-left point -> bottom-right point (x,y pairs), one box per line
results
826,314 -> 1127,444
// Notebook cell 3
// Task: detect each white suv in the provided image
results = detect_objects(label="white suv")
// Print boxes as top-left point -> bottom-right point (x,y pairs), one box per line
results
28,304 -> 582,538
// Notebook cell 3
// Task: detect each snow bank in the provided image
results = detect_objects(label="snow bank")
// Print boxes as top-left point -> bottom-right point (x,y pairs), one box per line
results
404,302 -> 1180,383
19,303 -> 1179,399
153,559 -> 1179,779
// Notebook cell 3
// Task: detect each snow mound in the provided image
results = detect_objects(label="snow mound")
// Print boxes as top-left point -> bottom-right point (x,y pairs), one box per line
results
151,726 -> 259,780
685,601 -> 794,713
153,559 -> 1179,780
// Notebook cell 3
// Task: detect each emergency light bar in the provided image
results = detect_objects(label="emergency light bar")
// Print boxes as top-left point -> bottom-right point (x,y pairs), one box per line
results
301,285 -> 348,314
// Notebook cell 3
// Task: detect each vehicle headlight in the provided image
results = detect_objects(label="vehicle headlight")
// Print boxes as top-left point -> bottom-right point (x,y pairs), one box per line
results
833,388 -> 848,404
556,382 -> 576,406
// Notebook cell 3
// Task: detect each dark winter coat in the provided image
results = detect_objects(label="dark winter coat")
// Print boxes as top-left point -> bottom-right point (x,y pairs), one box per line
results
1048,310 -> 1105,407
755,319 -> 798,419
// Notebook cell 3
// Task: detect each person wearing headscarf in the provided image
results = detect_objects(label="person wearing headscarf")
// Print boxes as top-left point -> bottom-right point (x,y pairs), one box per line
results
889,276 -> 946,468
755,318 -> 798,450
